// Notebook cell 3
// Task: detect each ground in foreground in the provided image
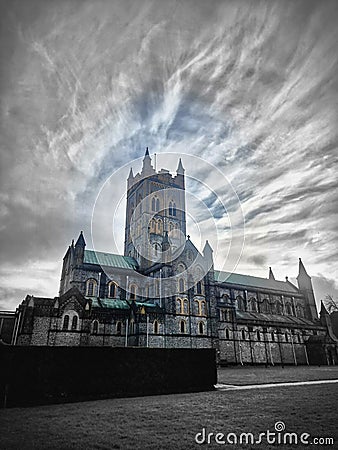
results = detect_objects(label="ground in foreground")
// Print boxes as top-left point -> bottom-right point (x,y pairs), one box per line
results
0,366 -> 337,449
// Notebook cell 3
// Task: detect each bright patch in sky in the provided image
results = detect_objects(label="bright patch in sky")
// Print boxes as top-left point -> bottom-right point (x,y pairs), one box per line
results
0,0 -> 338,309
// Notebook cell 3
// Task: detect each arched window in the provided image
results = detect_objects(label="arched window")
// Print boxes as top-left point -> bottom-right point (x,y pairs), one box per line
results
200,301 -> 207,316
86,279 -> 97,297
169,202 -> 173,216
153,320 -> 159,334
138,194 -> 143,211
116,321 -> 122,335
62,315 -> 69,330
169,222 -> 173,232
257,330 -> 261,341
180,320 -> 186,334
130,320 -> 135,334
156,198 -> 160,212
178,278 -> 185,293
71,315 -> 78,330
154,278 -> 160,297
261,299 -> 269,313
173,203 -> 176,216
286,304 -> 292,315
221,294 -> 230,304
92,320 -> 99,334
157,219 -> 163,234
196,281 -> 202,295
285,332 -> 289,342
198,322 -> 204,335
225,329 -> 230,339
276,302 -> 283,315
152,197 -> 156,211
241,329 -> 245,340
183,299 -> 189,314
177,299 -> 182,313
249,298 -> 257,312
130,284 -> 137,300
108,281 -> 118,298
236,296 -> 244,311
150,218 -> 156,232
271,331 -> 275,342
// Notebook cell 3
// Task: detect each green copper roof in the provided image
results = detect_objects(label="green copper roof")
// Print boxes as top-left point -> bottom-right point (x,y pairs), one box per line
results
84,250 -> 138,270
214,270 -> 299,294
89,298 -> 157,309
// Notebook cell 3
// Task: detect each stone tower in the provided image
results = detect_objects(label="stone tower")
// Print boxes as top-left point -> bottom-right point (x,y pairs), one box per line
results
124,149 -> 186,271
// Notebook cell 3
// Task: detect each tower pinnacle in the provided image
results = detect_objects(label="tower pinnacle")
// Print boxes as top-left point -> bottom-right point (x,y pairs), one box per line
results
141,147 -> 154,175
177,157 -> 185,175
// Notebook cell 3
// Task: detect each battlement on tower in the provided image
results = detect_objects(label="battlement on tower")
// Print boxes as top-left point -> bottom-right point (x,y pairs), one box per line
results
127,149 -> 185,191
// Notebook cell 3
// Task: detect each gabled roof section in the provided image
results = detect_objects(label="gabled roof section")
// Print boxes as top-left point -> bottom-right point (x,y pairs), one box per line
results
185,237 -> 202,257
236,311 -> 317,326
75,231 -> 86,248
84,250 -> 138,270
214,270 -> 299,294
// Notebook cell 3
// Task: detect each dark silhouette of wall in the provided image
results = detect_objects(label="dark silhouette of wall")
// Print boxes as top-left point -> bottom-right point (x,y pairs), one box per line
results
0,345 -> 216,407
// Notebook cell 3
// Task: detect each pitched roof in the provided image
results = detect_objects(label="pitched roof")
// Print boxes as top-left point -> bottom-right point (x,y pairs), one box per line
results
236,311 -> 316,326
89,298 -> 157,310
75,231 -> 86,247
84,250 -> 138,270
214,270 -> 299,294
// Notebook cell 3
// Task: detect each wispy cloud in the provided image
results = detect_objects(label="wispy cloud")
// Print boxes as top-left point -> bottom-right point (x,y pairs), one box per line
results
0,0 -> 337,309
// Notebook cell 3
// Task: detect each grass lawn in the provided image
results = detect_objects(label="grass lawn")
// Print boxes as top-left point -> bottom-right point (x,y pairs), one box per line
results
217,364 -> 338,385
0,367 -> 337,450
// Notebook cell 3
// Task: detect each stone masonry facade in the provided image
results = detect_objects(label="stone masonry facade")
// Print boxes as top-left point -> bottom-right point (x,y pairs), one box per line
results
13,151 -> 338,365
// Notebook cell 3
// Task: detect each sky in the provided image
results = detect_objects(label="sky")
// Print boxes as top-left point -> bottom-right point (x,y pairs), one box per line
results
0,0 -> 338,310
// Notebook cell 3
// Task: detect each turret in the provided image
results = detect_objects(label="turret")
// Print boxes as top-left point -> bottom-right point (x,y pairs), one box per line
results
297,258 -> 317,321
175,157 -> 185,188
74,231 -> 86,265
127,167 -> 134,189
203,240 -> 214,272
141,147 -> 154,176
268,267 -> 275,280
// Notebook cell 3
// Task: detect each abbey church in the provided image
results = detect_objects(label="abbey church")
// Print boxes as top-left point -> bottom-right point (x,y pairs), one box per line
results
8,150 -> 338,365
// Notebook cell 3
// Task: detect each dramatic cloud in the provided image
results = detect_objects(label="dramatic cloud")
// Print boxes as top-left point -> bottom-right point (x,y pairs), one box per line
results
1,0 -> 338,309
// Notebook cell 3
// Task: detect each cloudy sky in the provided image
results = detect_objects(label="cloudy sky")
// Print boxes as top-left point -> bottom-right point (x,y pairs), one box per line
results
1,0 -> 338,310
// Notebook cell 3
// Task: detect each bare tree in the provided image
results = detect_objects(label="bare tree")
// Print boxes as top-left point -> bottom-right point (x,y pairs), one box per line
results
324,295 -> 338,313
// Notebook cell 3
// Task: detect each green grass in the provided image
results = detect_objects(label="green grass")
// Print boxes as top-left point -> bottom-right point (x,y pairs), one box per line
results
0,367 -> 337,449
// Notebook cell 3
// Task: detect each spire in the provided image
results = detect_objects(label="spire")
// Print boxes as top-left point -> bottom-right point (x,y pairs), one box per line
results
128,167 -> 134,179
203,239 -> 214,270
296,257 -> 317,321
75,231 -> 86,248
203,240 -> 213,255
177,157 -> 184,175
142,147 -> 154,175
268,267 -> 275,280
320,300 -> 329,317
297,258 -> 310,279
